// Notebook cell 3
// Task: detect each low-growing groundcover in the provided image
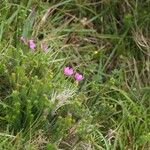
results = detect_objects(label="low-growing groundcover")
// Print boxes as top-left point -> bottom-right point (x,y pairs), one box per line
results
0,0 -> 150,149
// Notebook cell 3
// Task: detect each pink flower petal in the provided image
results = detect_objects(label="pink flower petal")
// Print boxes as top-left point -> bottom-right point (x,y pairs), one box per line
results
29,40 -> 36,50
74,72 -> 84,81
64,67 -> 74,76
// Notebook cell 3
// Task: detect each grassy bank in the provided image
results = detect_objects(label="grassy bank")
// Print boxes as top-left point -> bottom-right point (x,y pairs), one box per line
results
0,0 -> 150,149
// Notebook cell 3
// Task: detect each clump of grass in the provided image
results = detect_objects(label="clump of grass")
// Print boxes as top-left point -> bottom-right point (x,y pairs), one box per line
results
0,0 -> 150,149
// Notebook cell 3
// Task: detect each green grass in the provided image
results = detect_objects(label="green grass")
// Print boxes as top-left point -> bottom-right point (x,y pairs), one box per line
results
0,0 -> 150,149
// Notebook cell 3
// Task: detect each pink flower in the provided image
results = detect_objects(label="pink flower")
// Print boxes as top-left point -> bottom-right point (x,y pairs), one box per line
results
41,42 -> 48,53
29,40 -> 36,50
20,36 -> 27,45
64,67 -> 74,76
74,72 -> 84,81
